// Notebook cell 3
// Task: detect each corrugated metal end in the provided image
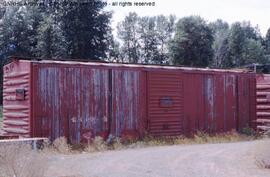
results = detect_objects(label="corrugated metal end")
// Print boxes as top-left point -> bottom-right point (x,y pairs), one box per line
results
2,61 -> 31,137
256,74 -> 270,131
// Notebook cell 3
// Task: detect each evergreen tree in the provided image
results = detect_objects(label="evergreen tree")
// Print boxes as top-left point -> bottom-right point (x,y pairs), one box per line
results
59,1 -> 112,60
227,22 -> 245,66
227,22 -> 265,67
264,28 -> 270,61
242,38 -> 266,64
36,15 -> 67,59
0,6 -> 42,58
169,16 -> 214,67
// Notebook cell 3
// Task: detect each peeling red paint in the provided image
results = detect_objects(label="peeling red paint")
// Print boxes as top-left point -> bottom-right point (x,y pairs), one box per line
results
2,58 -> 257,143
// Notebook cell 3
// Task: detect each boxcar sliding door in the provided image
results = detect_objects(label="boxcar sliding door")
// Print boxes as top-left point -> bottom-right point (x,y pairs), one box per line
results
147,71 -> 184,136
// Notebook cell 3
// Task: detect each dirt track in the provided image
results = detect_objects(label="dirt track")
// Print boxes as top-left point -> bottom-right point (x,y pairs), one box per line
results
46,140 -> 270,177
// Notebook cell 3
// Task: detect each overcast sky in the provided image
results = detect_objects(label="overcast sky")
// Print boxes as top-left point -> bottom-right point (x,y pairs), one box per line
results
105,0 -> 270,36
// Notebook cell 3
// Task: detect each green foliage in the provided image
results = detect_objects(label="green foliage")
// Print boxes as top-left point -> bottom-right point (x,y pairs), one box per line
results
0,0 -> 112,104
36,15 -> 67,59
0,0 -> 112,60
168,18 -> 267,68
264,28 -> 270,61
0,6 -> 42,58
117,12 -> 140,63
59,1 -> 112,60
138,15 -> 175,64
265,29 -> 270,52
138,16 -> 159,63
227,22 -> 265,67
210,20 -> 230,68
169,16 -> 214,67
106,35 -> 122,62
227,22 -> 246,66
117,13 -> 175,64
242,38 -> 266,64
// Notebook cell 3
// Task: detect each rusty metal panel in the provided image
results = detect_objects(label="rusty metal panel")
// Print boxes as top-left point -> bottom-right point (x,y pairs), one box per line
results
204,75 -> 215,133
224,74 -> 237,130
80,67 -> 109,142
248,75 -> 257,129
147,71 -> 183,136
214,74 -> 226,133
183,73 -> 219,135
2,61 -> 31,137
32,64 -> 109,143
183,72 -> 242,135
237,74 -> 257,130
182,74 -> 202,135
111,69 -> 144,138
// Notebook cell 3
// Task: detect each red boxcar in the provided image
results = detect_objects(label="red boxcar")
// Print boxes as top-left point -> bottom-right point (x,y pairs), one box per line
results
2,58 -> 257,143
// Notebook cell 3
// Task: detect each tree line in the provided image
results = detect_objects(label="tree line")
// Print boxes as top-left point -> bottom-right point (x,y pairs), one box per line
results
1,2 -> 270,68
1,1 -> 270,103
115,13 -> 270,68
0,0 -> 112,61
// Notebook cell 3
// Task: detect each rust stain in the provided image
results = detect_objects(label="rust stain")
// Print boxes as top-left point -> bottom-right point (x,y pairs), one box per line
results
112,70 -> 140,137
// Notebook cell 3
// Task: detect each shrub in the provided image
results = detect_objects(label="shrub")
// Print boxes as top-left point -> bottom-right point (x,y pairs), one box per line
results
240,127 -> 255,136
52,137 -> 71,154
111,137 -> 124,150
85,136 -> 108,152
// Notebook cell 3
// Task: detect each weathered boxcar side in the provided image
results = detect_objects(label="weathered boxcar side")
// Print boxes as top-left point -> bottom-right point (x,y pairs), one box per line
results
2,58 -> 257,143
181,71 -> 256,135
31,63 -> 147,143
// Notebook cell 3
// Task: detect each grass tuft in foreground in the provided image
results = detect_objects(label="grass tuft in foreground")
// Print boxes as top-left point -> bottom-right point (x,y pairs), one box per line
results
47,130 -> 258,154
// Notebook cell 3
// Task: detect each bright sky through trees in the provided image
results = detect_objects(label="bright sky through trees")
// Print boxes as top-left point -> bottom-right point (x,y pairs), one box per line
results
105,0 -> 270,36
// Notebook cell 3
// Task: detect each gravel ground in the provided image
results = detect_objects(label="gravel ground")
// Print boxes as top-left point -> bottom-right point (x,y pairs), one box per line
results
46,140 -> 270,177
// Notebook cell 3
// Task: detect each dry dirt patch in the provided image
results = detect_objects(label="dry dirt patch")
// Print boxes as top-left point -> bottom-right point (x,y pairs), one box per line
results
0,143 -> 48,177
45,140 -> 270,177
